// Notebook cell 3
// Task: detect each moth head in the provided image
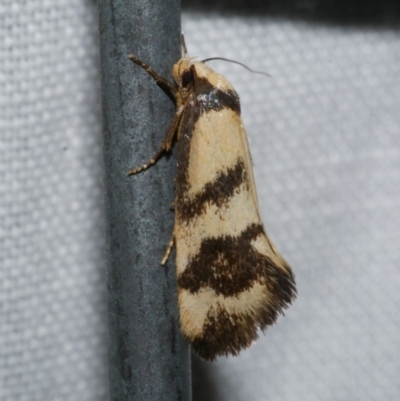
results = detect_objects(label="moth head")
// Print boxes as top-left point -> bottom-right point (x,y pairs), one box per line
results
173,58 -> 227,100
172,58 -> 197,90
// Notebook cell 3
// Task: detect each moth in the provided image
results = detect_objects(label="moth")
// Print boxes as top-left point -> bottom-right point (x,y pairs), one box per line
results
128,38 -> 296,361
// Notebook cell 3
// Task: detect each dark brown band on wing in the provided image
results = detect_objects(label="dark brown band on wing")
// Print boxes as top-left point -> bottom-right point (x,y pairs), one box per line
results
175,75 -> 241,198
190,276 -> 297,361
176,159 -> 248,222
190,307 -> 273,361
178,223 -> 296,300
193,76 -> 241,122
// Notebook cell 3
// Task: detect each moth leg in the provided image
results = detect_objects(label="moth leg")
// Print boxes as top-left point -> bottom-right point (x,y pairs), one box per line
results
129,55 -> 177,98
161,232 -> 175,266
127,147 -> 164,176
127,104 -> 185,176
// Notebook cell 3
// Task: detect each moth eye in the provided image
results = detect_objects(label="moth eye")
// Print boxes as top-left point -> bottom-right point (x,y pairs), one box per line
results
182,70 -> 193,87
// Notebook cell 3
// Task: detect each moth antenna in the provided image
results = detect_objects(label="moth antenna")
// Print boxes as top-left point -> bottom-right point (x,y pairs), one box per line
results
181,33 -> 189,57
201,57 -> 271,77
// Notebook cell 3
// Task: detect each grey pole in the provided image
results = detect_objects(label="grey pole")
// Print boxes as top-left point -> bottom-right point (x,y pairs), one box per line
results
98,1 -> 191,400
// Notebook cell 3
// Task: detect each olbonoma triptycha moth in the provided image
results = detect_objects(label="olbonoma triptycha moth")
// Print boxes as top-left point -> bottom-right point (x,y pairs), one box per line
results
128,36 -> 296,361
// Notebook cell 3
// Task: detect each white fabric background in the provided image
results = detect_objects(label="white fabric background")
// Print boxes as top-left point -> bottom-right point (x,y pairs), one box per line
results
0,2 -> 107,400
184,14 -> 400,401
1,2 -> 399,400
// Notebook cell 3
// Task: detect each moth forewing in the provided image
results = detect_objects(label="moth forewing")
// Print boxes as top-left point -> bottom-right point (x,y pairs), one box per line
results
129,47 -> 296,361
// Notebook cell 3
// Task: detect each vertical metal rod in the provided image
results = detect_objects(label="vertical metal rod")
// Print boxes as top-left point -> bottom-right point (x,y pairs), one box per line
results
98,0 -> 191,400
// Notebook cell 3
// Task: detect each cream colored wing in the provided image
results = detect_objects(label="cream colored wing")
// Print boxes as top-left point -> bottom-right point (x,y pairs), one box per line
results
174,107 -> 296,361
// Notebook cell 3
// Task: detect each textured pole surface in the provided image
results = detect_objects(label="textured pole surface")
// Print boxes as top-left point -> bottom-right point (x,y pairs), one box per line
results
98,0 -> 191,400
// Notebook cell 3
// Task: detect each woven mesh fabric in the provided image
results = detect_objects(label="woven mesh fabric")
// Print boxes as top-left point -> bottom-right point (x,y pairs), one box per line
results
0,1 -> 107,400
184,13 -> 400,401
1,1 -> 399,400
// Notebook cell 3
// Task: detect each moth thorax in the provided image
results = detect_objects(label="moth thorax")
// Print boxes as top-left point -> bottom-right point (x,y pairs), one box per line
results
173,59 -> 192,86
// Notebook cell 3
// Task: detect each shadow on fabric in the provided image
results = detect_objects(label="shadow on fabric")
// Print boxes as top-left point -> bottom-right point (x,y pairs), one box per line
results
192,354 -> 220,401
182,0 -> 400,28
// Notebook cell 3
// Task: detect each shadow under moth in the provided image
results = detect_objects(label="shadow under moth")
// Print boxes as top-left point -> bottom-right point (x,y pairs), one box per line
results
128,38 -> 297,361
